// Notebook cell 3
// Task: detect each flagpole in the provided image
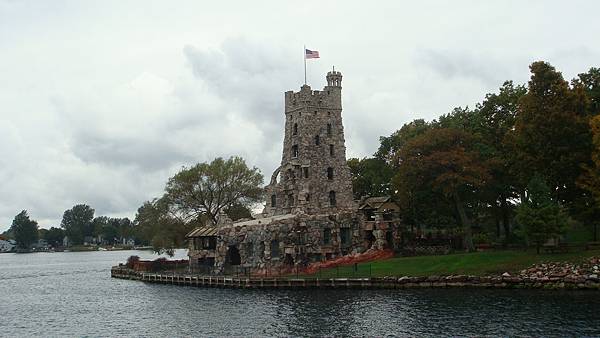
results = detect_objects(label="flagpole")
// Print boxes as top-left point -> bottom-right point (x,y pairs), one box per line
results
303,45 -> 307,85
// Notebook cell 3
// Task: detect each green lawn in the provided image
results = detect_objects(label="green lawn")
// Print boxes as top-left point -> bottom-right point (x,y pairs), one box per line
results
300,249 -> 600,278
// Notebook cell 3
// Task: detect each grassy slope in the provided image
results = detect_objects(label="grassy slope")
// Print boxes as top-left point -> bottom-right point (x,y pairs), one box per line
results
303,250 -> 600,278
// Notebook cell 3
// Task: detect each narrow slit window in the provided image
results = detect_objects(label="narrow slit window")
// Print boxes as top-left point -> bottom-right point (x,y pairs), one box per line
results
315,135 -> 320,145
327,123 -> 332,135
323,228 -> 331,245
329,144 -> 334,156
329,191 -> 336,206
327,167 -> 334,180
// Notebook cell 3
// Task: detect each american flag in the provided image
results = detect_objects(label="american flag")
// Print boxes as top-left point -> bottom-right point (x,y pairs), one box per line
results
305,49 -> 320,59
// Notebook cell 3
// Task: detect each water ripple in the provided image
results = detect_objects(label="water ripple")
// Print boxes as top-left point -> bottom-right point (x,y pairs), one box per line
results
1,250 -> 600,337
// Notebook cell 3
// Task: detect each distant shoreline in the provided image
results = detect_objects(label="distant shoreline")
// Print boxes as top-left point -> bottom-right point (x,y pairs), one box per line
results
1,246 -> 157,254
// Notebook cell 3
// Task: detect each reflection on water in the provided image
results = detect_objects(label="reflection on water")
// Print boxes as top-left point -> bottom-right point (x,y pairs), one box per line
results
1,250 -> 600,336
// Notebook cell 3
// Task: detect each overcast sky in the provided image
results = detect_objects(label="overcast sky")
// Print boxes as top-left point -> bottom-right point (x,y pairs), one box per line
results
1,0 -> 599,231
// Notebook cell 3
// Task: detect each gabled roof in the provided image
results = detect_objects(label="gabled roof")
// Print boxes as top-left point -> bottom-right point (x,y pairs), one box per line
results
358,196 -> 393,210
185,226 -> 219,238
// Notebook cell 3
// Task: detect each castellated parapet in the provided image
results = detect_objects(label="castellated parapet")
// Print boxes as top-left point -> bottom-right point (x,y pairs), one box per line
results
263,70 -> 355,216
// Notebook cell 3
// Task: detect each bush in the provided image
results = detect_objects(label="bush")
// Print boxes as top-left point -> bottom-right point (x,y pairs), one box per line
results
473,233 -> 491,245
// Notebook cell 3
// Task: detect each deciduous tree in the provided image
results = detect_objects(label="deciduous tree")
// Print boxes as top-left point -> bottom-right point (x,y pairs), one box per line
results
60,204 -> 95,245
394,128 -> 490,251
347,157 -> 394,199
164,156 -> 263,225
516,175 -> 569,253
11,210 -> 39,249
511,61 -> 592,207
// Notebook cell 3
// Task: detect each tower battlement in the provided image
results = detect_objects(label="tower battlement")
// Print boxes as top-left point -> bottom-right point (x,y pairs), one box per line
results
284,83 -> 342,112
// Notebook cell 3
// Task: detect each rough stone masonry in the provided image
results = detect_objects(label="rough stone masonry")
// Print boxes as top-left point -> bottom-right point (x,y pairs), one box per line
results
187,70 -> 401,274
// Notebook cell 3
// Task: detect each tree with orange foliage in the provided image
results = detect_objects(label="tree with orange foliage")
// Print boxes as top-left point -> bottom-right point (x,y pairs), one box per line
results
394,128 -> 490,251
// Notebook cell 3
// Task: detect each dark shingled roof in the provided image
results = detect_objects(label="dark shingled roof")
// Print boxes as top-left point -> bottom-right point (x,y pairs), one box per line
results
358,196 -> 393,210
185,226 -> 218,238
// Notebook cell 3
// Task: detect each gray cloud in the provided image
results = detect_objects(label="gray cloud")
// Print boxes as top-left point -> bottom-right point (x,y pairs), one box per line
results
414,48 -> 507,87
1,0 -> 599,230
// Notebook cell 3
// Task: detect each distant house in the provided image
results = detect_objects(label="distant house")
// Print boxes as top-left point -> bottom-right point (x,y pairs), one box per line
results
35,239 -> 49,250
122,237 -> 135,246
0,239 -> 15,252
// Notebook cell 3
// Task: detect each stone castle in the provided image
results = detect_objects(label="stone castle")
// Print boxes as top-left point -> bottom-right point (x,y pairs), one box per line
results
187,70 -> 401,274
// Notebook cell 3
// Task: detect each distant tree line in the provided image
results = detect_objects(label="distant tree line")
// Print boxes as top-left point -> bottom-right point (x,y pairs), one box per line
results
349,61 -> 600,251
1,156 -> 264,254
2,206 -> 136,250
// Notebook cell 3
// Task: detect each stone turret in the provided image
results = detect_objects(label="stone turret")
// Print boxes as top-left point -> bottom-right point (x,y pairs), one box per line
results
264,69 -> 355,216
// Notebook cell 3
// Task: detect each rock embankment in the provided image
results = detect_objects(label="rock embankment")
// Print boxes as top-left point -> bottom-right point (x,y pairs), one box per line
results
389,257 -> 600,290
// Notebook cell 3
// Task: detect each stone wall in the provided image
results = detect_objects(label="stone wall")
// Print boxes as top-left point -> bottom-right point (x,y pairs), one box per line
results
212,212 -> 363,274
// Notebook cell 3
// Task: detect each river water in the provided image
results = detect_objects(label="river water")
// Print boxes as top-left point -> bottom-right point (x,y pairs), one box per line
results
1,250 -> 600,337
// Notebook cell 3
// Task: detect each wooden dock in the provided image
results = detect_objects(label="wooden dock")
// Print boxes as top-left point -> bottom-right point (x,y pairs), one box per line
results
111,267 -> 395,289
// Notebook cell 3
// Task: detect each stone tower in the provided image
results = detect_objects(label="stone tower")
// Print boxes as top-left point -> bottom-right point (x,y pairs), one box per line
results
264,69 -> 355,216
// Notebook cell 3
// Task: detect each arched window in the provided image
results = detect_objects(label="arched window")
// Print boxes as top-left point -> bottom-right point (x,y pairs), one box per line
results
327,167 -> 334,180
315,135 -> 320,145
292,145 -> 299,158
329,191 -> 336,206
293,123 -> 298,135
271,194 -> 277,207
327,123 -> 332,135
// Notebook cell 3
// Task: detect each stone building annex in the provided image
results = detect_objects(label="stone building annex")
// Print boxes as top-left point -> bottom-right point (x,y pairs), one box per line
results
186,70 -> 401,274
